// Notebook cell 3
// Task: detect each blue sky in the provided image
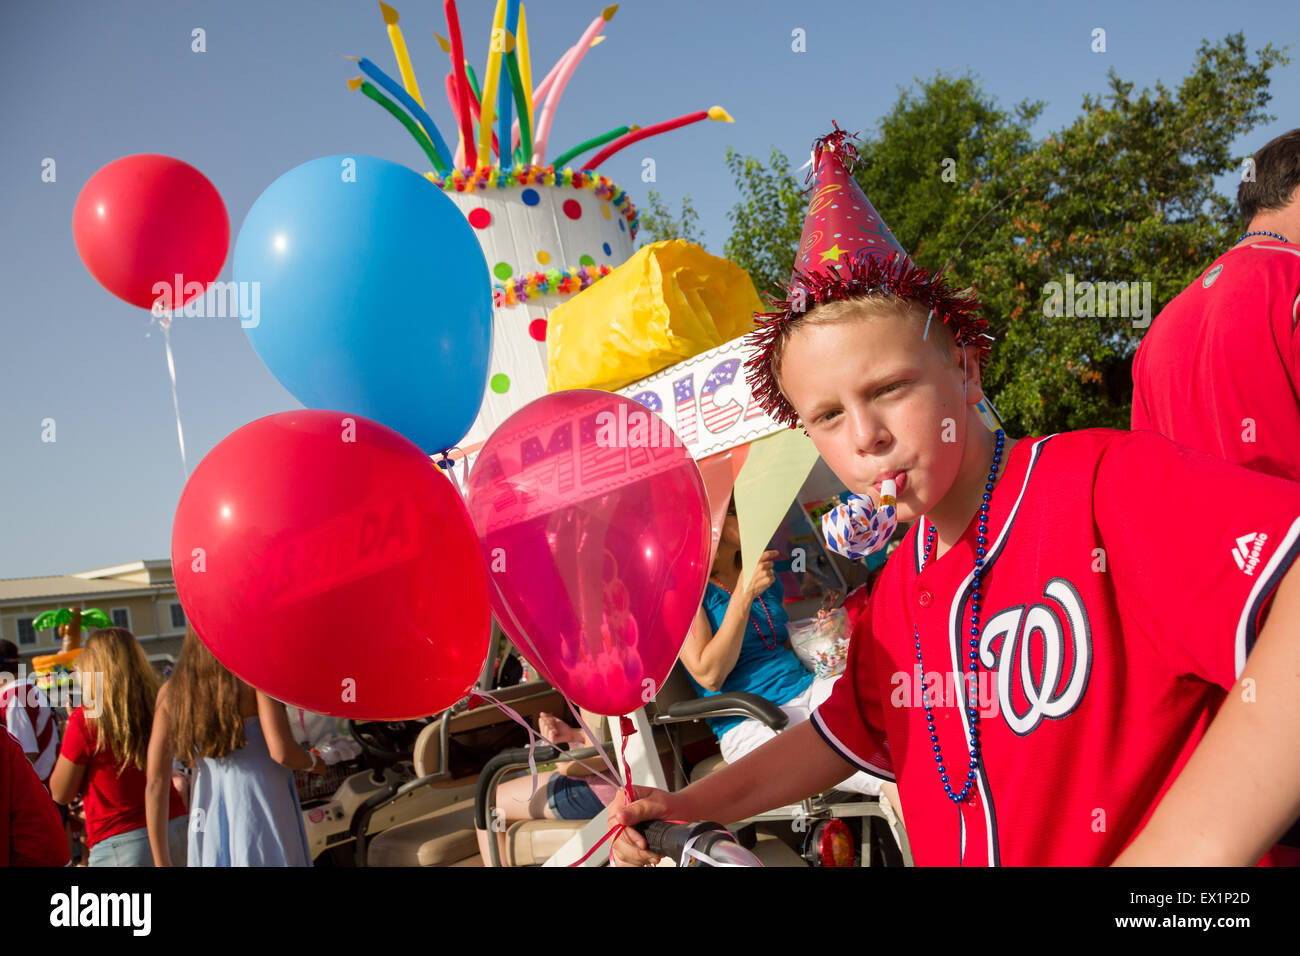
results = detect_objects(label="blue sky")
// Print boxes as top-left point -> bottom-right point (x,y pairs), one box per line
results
1,0 -> 1296,578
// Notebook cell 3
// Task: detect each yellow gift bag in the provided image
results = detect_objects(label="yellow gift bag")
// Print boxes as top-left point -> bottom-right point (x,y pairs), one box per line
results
546,239 -> 765,392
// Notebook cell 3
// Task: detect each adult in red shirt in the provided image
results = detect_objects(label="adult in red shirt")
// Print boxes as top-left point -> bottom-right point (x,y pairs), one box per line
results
1132,128 -> 1300,480
48,628 -> 187,866
1,727 -> 69,866
1133,129 -> 1300,862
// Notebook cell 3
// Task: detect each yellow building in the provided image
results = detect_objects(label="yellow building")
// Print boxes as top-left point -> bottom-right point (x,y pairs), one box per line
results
0,560 -> 186,673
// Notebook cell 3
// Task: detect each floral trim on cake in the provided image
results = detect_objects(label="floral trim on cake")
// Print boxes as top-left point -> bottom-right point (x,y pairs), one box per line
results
493,264 -> 615,307
424,164 -> 639,241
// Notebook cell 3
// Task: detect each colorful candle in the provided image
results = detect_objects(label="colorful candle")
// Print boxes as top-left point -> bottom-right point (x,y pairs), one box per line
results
378,2 -> 425,107
551,125 -> 632,171
476,0 -> 508,166
585,105 -> 733,169
464,80 -> 500,157
444,72 -> 467,168
443,1 -> 477,169
531,6 -> 618,166
465,61 -> 482,101
355,56 -> 454,171
349,77 -> 447,174
505,41 -> 532,163
514,35 -> 603,156
517,5 -> 534,136
497,0 -> 521,171
434,32 -> 482,99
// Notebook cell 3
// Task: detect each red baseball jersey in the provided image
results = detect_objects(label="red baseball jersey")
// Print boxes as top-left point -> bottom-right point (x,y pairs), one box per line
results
812,429 -> 1300,865
1132,242 -> 1300,481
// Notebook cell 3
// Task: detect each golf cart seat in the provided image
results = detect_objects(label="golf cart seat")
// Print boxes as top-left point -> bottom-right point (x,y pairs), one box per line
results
366,799 -> 482,866
477,662 -> 791,865
688,752 -> 728,783
502,820 -> 591,866
361,677 -> 566,866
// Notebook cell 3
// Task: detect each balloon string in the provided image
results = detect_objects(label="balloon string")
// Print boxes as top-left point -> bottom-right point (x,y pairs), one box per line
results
619,715 -> 636,804
483,573 -> 621,787
569,820 -> 624,867
567,717 -> 640,867
158,313 -> 188,477
468,688 -> 621,793
681,831 -> 746,867
434,447 -> 473,499
564,699 -> 624,789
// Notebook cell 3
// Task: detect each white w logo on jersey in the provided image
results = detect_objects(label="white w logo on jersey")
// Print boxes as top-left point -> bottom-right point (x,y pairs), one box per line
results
979,578 -> 1092,737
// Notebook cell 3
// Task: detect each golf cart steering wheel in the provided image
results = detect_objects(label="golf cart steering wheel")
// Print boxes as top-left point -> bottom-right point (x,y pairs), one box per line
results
347,719 -> 427,763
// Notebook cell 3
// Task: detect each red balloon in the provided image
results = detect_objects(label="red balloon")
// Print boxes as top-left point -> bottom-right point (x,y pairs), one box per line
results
73,154 -> 229,311
171,410 -> 490,720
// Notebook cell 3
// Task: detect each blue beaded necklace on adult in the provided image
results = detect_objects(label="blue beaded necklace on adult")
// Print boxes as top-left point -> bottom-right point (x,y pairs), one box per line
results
1237,230 -> 1289,243
915,428 -> 1004,805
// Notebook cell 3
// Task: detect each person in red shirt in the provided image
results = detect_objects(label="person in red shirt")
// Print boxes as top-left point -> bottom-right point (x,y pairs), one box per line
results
48,628 -> 188,866
1133,128 -> 1300,480
1,640 -> 62,789
1,726 -> 69,866
1133,130 -> 1300,863
608,126 -> 1300,866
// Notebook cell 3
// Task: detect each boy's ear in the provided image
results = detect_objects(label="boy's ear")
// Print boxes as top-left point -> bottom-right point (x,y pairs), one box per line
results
959,343 -> 985,407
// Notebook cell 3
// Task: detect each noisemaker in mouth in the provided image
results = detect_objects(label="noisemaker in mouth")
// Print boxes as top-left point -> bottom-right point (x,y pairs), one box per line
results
821,479 -> 898,559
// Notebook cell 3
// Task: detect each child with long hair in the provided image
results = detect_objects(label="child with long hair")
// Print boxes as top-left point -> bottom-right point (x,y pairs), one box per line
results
48,627 -> 188,866
146,626 -> 322,866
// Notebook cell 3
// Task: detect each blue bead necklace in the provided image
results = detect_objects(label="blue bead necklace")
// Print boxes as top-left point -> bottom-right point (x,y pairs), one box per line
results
915,428 -> 1004,804
1237,230 -> 1289,244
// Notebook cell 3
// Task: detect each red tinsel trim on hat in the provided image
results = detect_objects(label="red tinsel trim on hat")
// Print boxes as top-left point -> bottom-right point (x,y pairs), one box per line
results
742,252 -> 993,429
808,121 -> 862,181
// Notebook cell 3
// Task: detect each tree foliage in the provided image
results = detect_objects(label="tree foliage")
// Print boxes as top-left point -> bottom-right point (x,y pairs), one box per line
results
720,34 -> 1290,434
638,189 -> 704,247
722,146 -> 806,300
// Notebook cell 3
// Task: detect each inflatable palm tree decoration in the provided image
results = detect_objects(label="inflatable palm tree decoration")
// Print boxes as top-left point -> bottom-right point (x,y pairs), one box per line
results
30,607 -> 111,673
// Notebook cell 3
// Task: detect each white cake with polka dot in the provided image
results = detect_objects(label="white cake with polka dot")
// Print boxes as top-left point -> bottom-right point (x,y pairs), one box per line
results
429,168 -> 639,450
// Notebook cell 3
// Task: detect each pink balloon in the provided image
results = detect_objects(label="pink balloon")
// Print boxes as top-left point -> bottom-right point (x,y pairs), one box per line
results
466,390 -> 710,716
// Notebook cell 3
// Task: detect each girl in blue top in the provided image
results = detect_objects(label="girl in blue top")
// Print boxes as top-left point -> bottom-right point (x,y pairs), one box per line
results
679,496 -> 885,799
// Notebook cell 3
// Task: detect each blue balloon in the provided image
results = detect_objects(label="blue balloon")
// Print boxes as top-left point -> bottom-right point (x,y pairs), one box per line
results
234,155 -> 492,454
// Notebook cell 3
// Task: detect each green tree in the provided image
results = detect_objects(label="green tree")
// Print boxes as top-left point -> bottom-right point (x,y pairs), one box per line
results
721,146 -> 806,300
955,34 -> 1288,433
638,189 -> 704,247
721,34 -> 1289,435
852,73 -> 1043,270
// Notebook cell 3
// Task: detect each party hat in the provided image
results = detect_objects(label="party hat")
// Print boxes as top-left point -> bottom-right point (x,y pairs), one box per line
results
743,123 -> 992,428
791,123 -> 907,277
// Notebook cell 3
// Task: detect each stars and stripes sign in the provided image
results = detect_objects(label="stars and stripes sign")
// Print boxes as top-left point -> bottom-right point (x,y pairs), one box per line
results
673,376 -> 698,446
616,333 -> 786,460
471,393 -> 689,534
700,358 -> 743,433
